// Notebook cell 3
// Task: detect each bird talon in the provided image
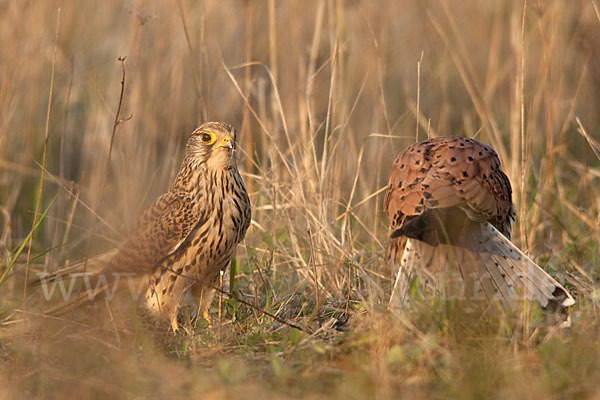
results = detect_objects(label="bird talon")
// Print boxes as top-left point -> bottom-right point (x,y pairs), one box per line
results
171,318 -> 179,333
202,311 -> 212,328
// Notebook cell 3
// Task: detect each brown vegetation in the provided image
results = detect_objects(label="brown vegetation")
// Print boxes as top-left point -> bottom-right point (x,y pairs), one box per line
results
0,0 -> 599,398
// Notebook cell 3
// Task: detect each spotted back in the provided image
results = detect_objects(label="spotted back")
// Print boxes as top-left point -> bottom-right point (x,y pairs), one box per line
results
384,136 -> 514,238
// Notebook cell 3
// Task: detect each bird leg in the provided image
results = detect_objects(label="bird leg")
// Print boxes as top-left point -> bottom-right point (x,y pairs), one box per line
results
190,282 -> 216,326
171,316 -> 179,333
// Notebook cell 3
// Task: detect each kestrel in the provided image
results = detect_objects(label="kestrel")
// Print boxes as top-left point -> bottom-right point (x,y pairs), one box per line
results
384,136 -> 574,311
36,122 -> 251,331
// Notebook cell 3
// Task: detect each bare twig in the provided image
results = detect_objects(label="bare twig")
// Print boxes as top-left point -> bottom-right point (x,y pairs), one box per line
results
576,117 -> 600,161
518,0 -> 530,343
307,226 -> 320,317
82,57 -> 130,276
268,0 -> 278,85
213,286 -> 306,332
344,260 -> 352,316
176,0 -> 205,121
416,51 -> 424,142
218,270 -> 223,325
104,296 -> 122,347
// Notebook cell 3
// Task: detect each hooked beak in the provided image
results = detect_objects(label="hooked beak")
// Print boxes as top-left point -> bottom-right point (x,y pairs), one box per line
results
214,135 -> 233,150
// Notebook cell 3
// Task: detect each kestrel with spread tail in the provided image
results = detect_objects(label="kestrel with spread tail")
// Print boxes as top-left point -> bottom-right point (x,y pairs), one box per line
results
36,122 -> 251,331
385,136 -> 574,311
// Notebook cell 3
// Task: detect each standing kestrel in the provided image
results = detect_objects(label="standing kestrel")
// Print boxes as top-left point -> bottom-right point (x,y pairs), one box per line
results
384,136 -> 574,311
36,122 -> 251,331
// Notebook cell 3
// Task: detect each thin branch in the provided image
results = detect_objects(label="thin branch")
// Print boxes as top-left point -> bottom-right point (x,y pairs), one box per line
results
307,226 -> 320,317
576,117 -> 600,161
176,0 -> 205,120
82,57 -> 129,275
416,51 -> 424,142
213,286 -> 306,332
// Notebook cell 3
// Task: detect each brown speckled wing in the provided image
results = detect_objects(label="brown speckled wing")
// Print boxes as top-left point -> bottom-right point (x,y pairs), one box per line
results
384,137 -> 514,238
386,137 -> 575,312
109,191 -> 205,274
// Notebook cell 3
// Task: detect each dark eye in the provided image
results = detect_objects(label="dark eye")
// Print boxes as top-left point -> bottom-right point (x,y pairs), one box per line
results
198,131 -> 217,145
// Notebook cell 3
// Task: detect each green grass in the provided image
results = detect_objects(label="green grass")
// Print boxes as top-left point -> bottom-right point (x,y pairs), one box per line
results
1,0 -> 599,398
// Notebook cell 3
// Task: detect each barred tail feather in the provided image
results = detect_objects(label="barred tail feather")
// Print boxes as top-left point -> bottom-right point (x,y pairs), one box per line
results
389,239 -> 415,307
479,223 -> 575,310
28,249 -> 117,288
389,223 -> 575,311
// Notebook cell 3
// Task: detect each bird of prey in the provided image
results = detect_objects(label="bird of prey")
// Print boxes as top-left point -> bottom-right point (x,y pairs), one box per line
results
35,122 -> 251,331
384,136 -> 574,312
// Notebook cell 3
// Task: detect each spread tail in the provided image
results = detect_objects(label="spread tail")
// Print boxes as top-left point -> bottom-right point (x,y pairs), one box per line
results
390,222 -> 575,312
28,249 -> 117,289
33,265 -> 146,317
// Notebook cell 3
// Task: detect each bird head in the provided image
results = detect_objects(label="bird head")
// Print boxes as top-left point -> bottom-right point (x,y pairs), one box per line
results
186,122 -> 238,170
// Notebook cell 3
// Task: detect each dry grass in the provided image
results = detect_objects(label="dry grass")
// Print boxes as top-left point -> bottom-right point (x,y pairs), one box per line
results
1,0 -> 599,398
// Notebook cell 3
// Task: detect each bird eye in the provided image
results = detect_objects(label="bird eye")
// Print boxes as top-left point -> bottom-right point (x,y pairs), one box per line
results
200,131 -> 217,145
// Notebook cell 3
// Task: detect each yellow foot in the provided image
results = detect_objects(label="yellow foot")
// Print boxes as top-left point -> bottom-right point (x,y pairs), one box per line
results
171,317 -> 179,333
202,311 -> 212,328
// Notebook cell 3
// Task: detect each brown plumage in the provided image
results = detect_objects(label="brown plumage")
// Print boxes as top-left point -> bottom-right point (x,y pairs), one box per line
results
384,136 -> 574,311
35,122 -> 251,331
